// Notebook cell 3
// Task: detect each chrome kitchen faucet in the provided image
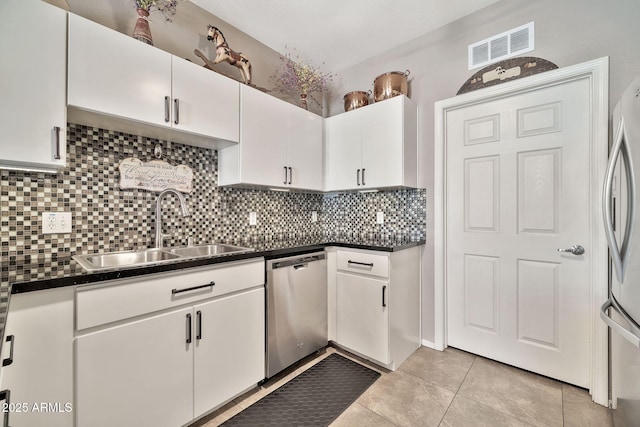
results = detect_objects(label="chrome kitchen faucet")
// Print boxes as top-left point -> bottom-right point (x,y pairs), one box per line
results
154,188 -> 191,248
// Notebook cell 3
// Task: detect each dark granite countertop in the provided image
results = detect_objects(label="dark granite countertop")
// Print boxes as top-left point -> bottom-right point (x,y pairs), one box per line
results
5,236 -> 425,294
0,235 -> 424,358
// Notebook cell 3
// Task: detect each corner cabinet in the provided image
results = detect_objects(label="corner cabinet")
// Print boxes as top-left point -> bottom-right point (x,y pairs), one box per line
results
0,0 -> 67,172
75,259 -> 265,427
325,96 -> 418,191
67,14 -> 239,149
218,85 -> 324,191
329,246 -> 420,370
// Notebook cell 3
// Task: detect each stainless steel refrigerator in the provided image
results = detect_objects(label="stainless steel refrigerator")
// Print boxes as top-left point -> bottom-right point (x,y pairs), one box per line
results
601,74 -> 640,426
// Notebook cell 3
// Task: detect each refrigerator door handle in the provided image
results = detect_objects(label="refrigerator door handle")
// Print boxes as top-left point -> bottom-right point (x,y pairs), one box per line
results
601,298 -> 640,348
603,116 -> 636,283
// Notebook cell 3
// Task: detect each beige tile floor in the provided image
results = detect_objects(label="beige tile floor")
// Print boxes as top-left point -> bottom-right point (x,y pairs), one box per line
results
192,346 -> 613,427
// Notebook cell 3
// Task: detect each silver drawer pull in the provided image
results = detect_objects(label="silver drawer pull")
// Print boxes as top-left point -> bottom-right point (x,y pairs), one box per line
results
52,126 -> 61,160
348,260 -> 374,267
172,281 -> 215,295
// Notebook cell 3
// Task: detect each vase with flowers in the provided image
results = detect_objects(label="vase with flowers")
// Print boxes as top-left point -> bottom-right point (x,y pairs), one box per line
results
271,46 -> 335,110
132,0 -> 181,45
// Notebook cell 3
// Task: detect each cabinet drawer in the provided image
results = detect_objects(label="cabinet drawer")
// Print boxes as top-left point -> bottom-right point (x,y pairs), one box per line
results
76,258 -> 264,330
336,250 -> 389,278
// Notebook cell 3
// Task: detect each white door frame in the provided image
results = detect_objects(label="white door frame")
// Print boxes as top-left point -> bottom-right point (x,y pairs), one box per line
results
434,57 -> 609,405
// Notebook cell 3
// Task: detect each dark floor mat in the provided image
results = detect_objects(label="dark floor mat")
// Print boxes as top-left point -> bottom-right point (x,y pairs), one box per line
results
221,353 -> 381,427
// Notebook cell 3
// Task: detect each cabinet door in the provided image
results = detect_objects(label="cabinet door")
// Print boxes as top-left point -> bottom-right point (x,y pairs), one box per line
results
325,110 -> 363,191
336,272 -> 390,364
172,57 -> 239,142
0,288 -> 74,427
68,14 -> 172,128
0,0 -> 66,172
287,106 -> 324,190
76,308 -> 193,427
194,288 -> 265,417
361,96 -> 405,189
239,85 -> 288,186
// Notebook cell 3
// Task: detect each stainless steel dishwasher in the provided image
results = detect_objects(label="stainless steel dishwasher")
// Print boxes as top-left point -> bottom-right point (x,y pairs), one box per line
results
266,252 -> 327,378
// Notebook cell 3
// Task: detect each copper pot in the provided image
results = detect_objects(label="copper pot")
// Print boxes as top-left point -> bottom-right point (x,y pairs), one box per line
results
373,70 -> 410,102
343,90 -> 371,112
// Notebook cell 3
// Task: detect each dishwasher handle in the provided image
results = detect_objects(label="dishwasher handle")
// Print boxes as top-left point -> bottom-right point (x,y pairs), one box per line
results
270,253 -> 326,269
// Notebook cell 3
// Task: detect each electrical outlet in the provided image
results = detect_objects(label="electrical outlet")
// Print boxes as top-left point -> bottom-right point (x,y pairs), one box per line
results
42,212 -> 72,234
249,212 -> 257,226
311,211 -> 318,223
376,212 -> 384,224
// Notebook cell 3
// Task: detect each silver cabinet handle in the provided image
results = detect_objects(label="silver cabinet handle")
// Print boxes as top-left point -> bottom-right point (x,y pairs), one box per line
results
164,96 -> 171,122
603,116 -> 636,283
557,245 -> 585,255
186,313 -> 192,344
382,285 -> 387,307
2,335 -> 14,367
174,98 -> 180,125
288,166 -> 292,185
172,281 -> 215,295
348,260 -> 374,267
196,310 -> 202,341
284,166 -> 288,185
362,168 -> 366,186
52,126 -> 61,160
601,298 -> 640,348
0,389 -> 10,427
357,169 -> 361,186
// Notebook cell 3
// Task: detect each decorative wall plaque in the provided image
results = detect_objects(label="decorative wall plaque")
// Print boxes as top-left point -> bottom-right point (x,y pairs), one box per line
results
118,158 -> 193,193
457,57 -> 558,95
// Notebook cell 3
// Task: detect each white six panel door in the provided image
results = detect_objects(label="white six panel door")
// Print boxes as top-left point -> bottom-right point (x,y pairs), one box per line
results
446,77 -> 591,387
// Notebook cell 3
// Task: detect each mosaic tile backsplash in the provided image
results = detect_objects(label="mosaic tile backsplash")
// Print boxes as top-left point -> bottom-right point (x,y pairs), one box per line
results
1,123 -> 426,282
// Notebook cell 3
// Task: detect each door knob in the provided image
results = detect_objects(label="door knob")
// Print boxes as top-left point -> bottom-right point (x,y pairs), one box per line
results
557,245 -> 585,255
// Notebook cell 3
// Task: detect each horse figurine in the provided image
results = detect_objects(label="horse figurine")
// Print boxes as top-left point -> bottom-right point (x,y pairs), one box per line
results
201,25 -> 252,85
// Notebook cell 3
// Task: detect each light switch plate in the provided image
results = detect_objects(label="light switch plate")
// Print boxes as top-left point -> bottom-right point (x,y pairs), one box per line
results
42,212 -> 72,234
311,211 -> 318,222
376,212 -> 384,224
249,212 -> 257,226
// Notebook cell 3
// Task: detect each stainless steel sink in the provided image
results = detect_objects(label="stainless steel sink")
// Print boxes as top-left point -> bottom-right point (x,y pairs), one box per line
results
73,243 -> 254,272
73,249 -> 181,271
169,243 -> 252,258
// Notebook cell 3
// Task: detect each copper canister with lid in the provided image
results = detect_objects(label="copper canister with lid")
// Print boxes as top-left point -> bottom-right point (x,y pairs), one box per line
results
373,70 -> 410,102
343,90 -> 371,112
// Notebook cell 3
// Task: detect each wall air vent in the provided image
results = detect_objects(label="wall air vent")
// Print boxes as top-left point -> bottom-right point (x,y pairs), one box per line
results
468,22 -> 535,70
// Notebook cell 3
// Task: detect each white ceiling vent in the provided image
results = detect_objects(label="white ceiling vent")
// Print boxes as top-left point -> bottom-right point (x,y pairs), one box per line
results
468,22 -> 535,70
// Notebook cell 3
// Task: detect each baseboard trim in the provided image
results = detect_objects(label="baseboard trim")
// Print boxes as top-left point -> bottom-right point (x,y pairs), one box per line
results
421,339 -> 436,349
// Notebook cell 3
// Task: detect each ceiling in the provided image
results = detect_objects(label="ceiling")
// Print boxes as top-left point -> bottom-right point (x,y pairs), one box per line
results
190,0 -> 501,71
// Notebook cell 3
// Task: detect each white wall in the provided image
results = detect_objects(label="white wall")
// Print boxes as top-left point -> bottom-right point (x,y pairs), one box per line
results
329,0 -> 640,343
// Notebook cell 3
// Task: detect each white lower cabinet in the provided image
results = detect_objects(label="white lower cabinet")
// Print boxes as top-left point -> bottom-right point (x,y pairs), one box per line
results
0,288 -> 74,427
336,272 -> 390,364
193,288 -> 265,418
331,247 -> 420,370
75,259 -> 265,427
76,307 -> 194,427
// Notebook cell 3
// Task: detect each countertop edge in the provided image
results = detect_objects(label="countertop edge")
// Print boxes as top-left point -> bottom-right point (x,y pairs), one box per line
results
10,239 -> 425,294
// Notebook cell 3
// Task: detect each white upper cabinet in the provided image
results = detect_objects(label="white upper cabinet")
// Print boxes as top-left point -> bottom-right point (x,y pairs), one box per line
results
67,14 -> 239,148
171,56 -> 240,142
325,95 -> 418,191
287,105 -> 324,190
0,0 -> 67,172
325,107 -> 364,190
218,85 -> 323,191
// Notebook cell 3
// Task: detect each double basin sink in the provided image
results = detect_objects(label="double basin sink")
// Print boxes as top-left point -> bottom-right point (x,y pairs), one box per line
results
73,243 -> 254,272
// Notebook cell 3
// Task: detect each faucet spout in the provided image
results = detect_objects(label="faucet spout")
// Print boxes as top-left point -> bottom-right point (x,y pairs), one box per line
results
155,188 -> 191,248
